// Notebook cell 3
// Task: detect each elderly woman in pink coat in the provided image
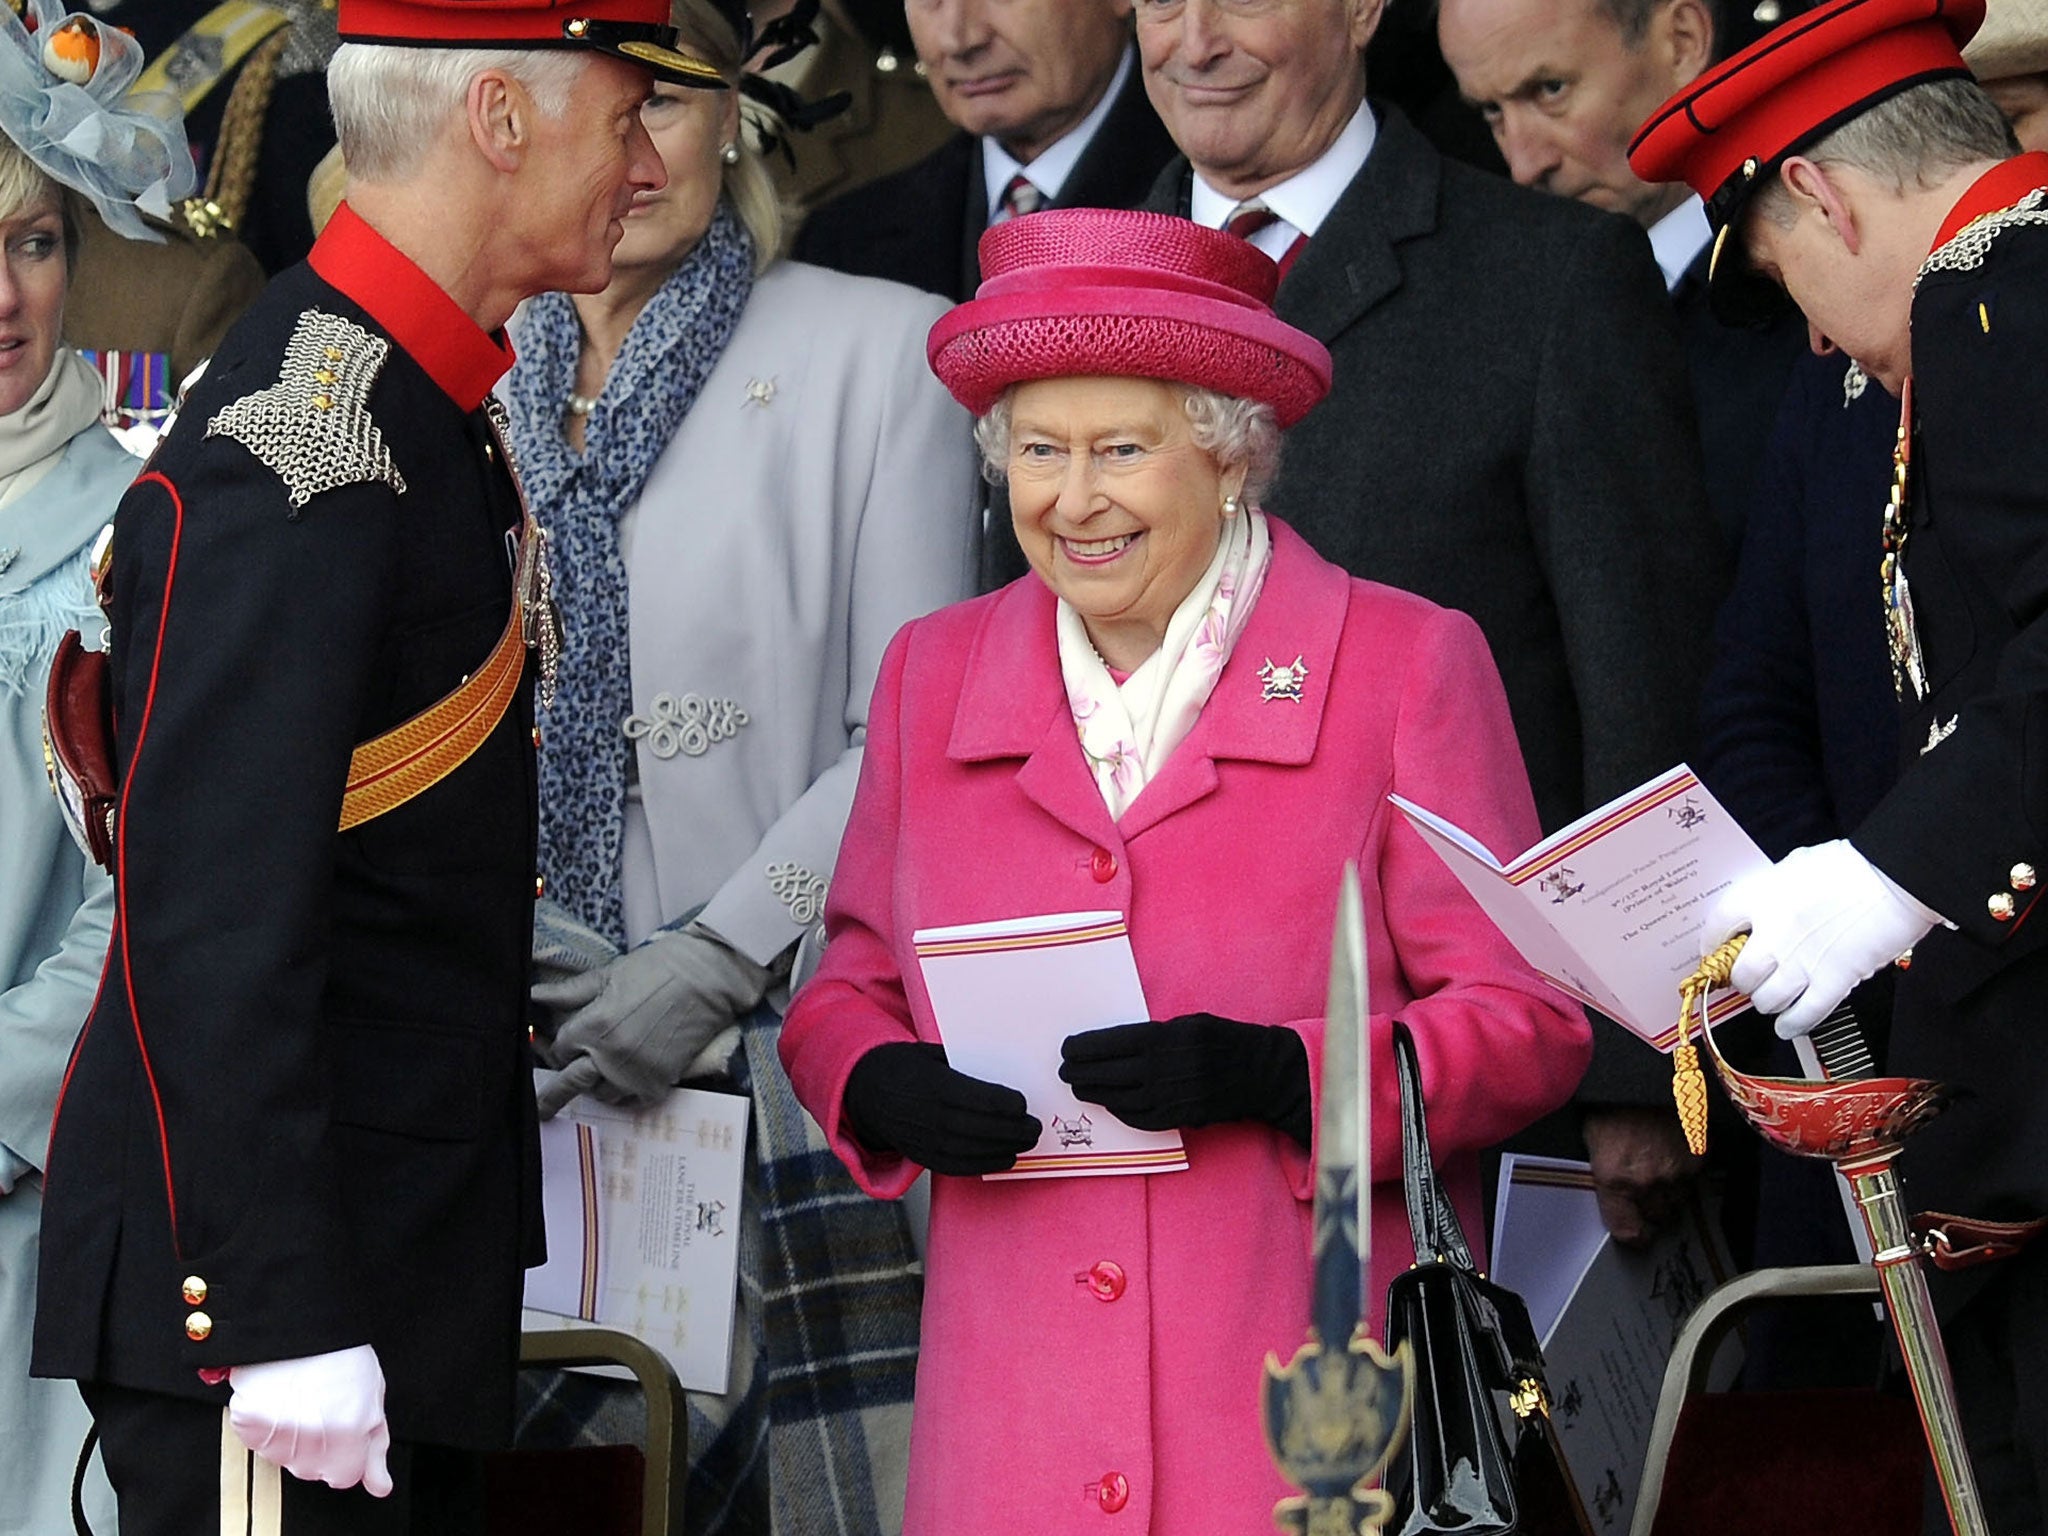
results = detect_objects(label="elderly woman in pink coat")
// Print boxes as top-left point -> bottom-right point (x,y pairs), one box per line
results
779,209 -> 1591,1535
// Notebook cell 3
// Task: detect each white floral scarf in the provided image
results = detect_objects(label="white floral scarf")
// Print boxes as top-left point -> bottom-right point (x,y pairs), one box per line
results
1056,507 -> 1273,820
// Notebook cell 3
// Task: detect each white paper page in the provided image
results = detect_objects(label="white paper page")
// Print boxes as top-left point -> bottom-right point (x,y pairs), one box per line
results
1520,770 -> 1770,1046
525,1114 -> 604,1320
913,912 -> 1188,1180
1539,1197 -> 1739,1533
1506,763 -> 1699,872
1488,1155 -> 1607,1342
1388,801 -> 1610,1012
1397,767 -> 1769,1049
525,1084 -> 751,1394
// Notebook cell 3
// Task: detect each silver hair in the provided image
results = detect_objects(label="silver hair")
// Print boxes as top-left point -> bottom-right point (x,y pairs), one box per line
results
973,383 -> 1283,504
327,43 -> 589,183
1750,76 -> 2017,227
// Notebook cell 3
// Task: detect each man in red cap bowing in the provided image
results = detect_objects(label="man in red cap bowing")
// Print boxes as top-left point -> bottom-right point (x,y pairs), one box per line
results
30,5 -> 718,1532
1634,0 -> 2048,1520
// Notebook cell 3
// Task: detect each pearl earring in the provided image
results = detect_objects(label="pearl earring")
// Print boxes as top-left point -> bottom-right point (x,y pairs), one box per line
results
1223,494 -> 1241,517
720,142 -> 741,166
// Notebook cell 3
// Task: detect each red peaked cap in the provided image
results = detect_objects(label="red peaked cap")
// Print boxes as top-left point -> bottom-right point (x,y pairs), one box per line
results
928,208 -> 1333,429
1629,0 -> 1985,229
337,0 -> 723,87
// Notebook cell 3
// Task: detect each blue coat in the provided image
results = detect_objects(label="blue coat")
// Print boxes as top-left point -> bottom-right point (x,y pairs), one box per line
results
0,420 -> 135,1535
1697,351 -> 1900,860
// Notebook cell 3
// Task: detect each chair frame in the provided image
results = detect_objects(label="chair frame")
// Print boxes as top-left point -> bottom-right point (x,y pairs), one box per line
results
1628,1263 -> 1882,1536
519,1327 -> 689,1536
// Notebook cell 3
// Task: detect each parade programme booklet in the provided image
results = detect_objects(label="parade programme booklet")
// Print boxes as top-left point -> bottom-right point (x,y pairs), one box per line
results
524,1084 -> 751,1394
912,911 -> 1190,1180
1389,765 -> 1769,1050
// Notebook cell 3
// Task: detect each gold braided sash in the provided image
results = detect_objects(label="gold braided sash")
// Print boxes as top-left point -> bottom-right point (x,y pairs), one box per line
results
338,517 -> 537,832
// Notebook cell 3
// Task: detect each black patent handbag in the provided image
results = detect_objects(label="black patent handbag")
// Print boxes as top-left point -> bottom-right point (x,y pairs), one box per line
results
1383,1023 -> 1594,1536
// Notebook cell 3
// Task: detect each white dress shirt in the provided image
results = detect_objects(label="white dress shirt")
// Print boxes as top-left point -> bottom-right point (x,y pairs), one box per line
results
980,45 -> 1135,217
1648,193 -> 1713,292
1188,101 -> 1377,264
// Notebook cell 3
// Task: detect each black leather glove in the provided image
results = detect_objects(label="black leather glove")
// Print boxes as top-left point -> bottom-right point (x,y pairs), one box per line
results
1059,1014 -> 1312,1149
842,1042 -> 1042,1176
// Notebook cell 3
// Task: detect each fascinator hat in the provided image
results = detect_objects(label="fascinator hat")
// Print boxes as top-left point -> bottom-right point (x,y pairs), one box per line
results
928,208 -> 1334,428
0,1 -> 195,242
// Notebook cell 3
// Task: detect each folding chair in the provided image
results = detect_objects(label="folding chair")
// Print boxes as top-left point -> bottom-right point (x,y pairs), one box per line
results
1630,1264 -> 1926,1536
485,1328 -> 688,1536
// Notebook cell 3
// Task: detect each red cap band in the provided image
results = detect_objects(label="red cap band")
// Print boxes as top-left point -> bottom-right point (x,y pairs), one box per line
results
338,0 -> 677,45
1629,0 -> 1985,219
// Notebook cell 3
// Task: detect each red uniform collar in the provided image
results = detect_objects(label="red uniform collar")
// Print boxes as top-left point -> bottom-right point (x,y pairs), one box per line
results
307,203 -> 515,412
1932,151 -> 2048,251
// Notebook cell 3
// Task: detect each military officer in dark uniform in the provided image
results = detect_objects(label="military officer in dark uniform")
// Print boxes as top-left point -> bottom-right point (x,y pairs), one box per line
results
1631,0 -> 2048,1522
29,3 -> 723,1531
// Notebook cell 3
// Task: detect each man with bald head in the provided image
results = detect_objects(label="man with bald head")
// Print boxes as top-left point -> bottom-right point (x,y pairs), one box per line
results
1439,0 -> 1807,544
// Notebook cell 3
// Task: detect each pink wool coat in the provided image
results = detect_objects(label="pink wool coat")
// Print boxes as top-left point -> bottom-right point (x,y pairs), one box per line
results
781,519 -> 1591,1535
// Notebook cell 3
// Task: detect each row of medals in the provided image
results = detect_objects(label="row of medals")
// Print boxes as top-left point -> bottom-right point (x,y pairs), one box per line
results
1884,379 -> 1929,705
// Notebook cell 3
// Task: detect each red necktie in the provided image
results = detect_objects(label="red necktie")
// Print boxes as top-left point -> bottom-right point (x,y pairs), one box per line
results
1224,200 -> 1308,278
993,173 -> 1045,223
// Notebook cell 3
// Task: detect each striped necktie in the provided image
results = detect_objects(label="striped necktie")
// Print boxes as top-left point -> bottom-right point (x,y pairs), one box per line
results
993,173 -> 1045,223
1224,198 -> 1309,278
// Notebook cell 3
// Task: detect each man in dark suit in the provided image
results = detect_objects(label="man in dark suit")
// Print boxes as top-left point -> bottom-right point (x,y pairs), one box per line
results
1432,0 -> 1804,1241
1438,0 -> 1806,547
1638,0 -> 2048,1519
30,3 -> 702,1530
794,0 -> 1177,300
1041,0 -> 1722,1204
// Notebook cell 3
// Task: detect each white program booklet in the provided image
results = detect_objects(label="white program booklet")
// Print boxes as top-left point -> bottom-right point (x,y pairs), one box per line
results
1390,765 -> 1770,1050
523,1084 -> 751,1394
912,911 -> 1189,1180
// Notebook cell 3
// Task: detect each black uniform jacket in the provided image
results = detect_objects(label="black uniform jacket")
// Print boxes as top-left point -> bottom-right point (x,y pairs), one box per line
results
1849,153 -> 2048,1268
793,49 -> 1178,303
32,204 -> 544,1449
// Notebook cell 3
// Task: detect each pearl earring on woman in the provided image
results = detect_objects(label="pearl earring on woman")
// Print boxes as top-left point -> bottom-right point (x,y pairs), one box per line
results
1222,494 -> 1241,517
720,142 -> 740,166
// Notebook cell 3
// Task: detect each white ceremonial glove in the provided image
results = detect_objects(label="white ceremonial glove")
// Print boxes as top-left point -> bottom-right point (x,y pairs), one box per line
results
532,922 -> 774,1119
1704,839 -> 1943,1039
227,1344 -> 393,1495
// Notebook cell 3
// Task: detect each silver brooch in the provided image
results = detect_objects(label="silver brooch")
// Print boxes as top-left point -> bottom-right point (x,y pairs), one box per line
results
744,377 -> 776,408
1921,715 -> 1958,756
1842,361 -> 1868,406
1258,655 -> 1309,703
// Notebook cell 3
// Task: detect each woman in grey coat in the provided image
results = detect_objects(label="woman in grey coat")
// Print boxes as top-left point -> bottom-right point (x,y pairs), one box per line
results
0,6 -> 201,1529
499,1 -> 977,1531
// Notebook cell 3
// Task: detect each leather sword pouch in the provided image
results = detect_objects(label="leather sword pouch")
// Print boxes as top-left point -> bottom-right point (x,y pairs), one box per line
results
41,630 -> 117,870
1384,1023 -> 1593,1536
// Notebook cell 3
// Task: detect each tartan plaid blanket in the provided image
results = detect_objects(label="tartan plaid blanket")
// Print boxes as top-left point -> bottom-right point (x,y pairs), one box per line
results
516,1003 -> 923,1535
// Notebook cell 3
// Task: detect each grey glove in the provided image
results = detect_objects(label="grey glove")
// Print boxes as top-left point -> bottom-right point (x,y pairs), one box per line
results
533,923 -> 774,1118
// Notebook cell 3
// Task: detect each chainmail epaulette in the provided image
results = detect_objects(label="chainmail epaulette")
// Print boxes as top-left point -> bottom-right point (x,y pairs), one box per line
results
1917,186 -> 2048,287
206,309 -> 407,509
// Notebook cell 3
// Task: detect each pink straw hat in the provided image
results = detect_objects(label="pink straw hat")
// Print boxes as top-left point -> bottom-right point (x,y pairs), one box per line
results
927,208 -> 1334,428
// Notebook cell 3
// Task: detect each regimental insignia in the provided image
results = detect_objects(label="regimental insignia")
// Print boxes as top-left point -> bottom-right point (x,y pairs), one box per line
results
207,310 -> 407,509
1922,715 -> 1959,756
1259,655 -> 1309,703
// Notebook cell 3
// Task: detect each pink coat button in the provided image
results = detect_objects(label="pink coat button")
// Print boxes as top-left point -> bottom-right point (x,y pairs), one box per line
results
1097,1471 -> 1130,1513
1089,847 -> 1118,883
1084,1261 -> 1126,1301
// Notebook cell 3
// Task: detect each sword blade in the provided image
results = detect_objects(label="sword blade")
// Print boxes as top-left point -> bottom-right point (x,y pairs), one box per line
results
1310,862 -> 1369,1347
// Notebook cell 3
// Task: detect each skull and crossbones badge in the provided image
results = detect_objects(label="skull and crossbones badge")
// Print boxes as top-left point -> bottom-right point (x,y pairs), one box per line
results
1258,655 -> 1309,703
